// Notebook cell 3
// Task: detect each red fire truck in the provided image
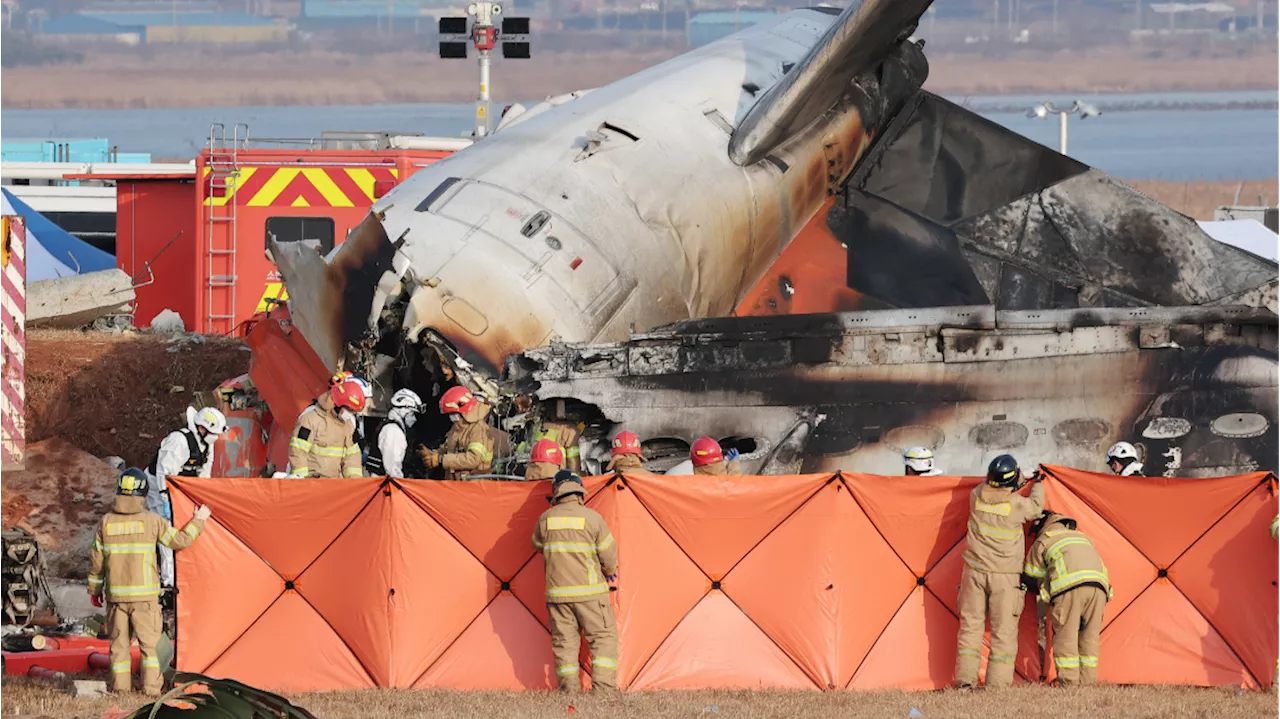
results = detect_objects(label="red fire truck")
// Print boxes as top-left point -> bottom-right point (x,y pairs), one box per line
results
79,127 -> 464,335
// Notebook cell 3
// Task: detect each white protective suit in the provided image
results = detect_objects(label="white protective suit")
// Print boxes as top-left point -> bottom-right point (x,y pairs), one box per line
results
376,406 -> 418,478
147,407 -> 214,587
1119,462 -> 1145,477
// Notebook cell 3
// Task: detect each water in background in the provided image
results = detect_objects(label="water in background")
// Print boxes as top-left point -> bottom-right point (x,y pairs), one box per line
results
2,90 -> 1277,180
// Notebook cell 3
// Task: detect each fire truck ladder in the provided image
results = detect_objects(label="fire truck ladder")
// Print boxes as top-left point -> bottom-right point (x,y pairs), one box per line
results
205,123 -> 248,334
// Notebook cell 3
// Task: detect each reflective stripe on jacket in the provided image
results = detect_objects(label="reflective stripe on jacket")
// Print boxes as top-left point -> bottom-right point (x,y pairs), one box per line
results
441,419 -> 496,480
288,394 -> 362,478
532,494 -> 618,603
87,495 -> 204,602
961,481 -> 1045,574
1024,523 -> 1112,602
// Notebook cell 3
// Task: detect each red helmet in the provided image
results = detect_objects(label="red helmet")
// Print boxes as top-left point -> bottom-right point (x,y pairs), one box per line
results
531,439 -> 564,466
439,386 -> 479,415
690,436 -> 723,467
328,370 -> 354,387
612,431 -> 641,456
331,379 -> 367,413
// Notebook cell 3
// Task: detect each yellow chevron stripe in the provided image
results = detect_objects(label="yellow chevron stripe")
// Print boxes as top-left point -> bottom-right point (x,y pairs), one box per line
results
291,196 -> 311,208
302,168 -> 354,207
255,282 -> 289,313
346,168 -> 377,202
202,166 -> 258,207
247,168 -> 300,207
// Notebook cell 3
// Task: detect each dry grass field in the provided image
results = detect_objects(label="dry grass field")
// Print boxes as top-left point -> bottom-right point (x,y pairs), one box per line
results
1,45 -> 1275,109
926,47 -> 1280,96
1128,179 -> 1279,220
2,680 -> 1278,719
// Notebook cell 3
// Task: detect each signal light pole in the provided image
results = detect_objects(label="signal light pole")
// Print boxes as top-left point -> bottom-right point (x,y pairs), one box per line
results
439,2 -> 531,139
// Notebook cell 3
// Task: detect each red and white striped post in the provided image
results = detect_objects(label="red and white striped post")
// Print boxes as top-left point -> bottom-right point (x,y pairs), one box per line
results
2,214 -> 26,471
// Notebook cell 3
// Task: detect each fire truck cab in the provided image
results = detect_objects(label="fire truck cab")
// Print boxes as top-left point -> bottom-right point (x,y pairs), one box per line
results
94,127 -> 465,335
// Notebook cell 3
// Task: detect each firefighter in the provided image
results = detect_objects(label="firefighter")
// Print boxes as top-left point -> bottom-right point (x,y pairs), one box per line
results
1022,511 -> 1112,686
366,388 -> 424,478
516,420 -> 585,472
146,406 -> 226,589
420,386 -> 496,480
542,420 -> 586,472
954,454 -> 1046,689
532,470 -> 619,692
690,436 -> 740,476
1105,442 -> 1145,477
288,378 -> 366,478
88,468 -> 211,695
526,439 -> 565,481
606,431 -> 646,473
904,446 -> 943,476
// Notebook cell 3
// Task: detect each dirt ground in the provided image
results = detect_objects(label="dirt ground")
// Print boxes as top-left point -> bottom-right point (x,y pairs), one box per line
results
1,681 -> 1275,719
0,439 -> 118,578
23,329 -> 250,468
1,45 -> 1275,109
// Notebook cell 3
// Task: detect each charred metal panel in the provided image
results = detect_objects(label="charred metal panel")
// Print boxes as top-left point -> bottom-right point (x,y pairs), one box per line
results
833,331 -> 943,365
943,326 -> 1135,363
954,170 -> 1279,309
641,304 -> 994,340
830,188 -> 990,309
848,92 -> 1087,224
831,90 -> 1278,313
511,305 -> 1277,478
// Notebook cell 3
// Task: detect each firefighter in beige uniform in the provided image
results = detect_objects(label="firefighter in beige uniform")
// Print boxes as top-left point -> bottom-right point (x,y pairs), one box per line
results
88,468 -> 211,695
1022,512 -> 1112,686
532,471 -> 619,691
421,386 -> 496,480
538,420 -> 585,472
606,431 -> 648,473
526,439 -> 565,481
955,454 -> 1046,688
288,378 -> 366,478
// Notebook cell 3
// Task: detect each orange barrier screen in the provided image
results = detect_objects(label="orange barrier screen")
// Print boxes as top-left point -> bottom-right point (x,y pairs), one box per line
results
170,468 -> 1278,692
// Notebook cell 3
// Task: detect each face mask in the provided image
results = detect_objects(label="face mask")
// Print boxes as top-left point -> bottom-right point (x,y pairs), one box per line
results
449,414 -> 461,424
404,413 -> 419,428
339,409 -> 354,422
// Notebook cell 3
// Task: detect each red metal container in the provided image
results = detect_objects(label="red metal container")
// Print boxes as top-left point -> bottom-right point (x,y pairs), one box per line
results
78,144 -> 453,336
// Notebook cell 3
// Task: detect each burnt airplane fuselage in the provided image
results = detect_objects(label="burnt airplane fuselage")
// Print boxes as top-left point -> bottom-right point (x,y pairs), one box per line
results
510,306 -> 1278,478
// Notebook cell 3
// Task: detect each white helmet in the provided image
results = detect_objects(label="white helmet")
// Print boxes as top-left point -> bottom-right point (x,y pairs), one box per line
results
389,388 -> 424,410
351,376 -> 374,400
1107,442 -> 1139,462
192,406 -> 228,435
903,446 -> 935,474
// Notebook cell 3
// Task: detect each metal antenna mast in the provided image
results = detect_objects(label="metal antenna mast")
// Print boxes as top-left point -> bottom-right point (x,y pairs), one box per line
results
439,3 -> 531,138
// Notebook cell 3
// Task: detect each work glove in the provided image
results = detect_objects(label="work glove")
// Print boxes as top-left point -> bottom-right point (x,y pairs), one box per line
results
1028,469 -> 1045,483
90,594 -> 103,608
725,448 -> 740,462
419,447 -> 441,469
193,504 -> 212,521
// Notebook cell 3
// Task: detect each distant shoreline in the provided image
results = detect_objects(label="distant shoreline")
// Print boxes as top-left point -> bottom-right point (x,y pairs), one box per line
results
2,46 -> 1276,110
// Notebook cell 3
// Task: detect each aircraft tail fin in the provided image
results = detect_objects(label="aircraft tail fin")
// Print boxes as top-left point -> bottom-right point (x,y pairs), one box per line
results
729,0 -> 934,166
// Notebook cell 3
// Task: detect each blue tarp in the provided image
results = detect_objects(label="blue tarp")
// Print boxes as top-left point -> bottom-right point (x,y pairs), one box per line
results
1,189 -> 116,282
